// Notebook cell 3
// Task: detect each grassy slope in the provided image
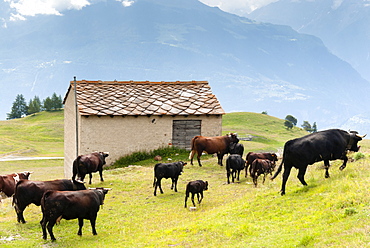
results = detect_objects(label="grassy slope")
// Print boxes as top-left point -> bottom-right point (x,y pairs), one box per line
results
0,111 -> 369,247
0,111 -> 64,157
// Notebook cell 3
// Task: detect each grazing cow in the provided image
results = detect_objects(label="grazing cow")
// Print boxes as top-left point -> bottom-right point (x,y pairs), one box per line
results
72,152 -> 109,184
40,188 -> 110,241
250,159 -> 275,187
245,152 -> 278,177
153,161 -> 186,196
226,154 -> 246,184
184,180 -> 208,208
0,171 -> 32,200
13,179 -> 86,223
229,142 -> 244,156
271,129 -> 365,195
189,133 -> 239,167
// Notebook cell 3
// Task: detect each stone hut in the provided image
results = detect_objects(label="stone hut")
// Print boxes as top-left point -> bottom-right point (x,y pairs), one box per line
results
63,80 -> 225,178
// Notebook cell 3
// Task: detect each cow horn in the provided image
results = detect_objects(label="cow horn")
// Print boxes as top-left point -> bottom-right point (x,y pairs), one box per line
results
356,134 -> 367,138
104,188 -> 112,191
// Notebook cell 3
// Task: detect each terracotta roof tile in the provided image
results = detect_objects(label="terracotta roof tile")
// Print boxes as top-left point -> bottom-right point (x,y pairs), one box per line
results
66,80 -> 225,116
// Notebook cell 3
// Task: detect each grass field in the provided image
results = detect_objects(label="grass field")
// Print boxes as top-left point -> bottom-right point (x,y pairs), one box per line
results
0,111 -> 369,247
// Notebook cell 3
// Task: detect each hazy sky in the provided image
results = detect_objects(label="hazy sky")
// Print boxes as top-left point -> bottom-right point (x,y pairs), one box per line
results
2,0 -> 277,23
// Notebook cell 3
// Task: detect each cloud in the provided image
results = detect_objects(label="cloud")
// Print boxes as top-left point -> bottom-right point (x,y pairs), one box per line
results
5,0 -> 90,20
199,0 -> 278,15
116,0 -> 135,7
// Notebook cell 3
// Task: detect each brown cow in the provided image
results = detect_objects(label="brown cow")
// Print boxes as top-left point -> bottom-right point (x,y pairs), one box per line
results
245,152 -> 278,177
72,152 -> 109,184
189,133 -> 239,167
250,159 -> 275,187
0,172 -> 32,200
13,179 -> 86,223
41,188 -> 110,241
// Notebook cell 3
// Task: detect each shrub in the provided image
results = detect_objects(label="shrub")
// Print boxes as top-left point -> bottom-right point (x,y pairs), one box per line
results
353,152 -> 365,161
110,146 -> 189,169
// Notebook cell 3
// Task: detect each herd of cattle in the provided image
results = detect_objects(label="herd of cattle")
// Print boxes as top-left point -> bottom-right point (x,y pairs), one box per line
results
0,128 -> 365,241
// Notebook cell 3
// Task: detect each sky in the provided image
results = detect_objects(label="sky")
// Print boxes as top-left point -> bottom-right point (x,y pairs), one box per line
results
0,0 -> 277,23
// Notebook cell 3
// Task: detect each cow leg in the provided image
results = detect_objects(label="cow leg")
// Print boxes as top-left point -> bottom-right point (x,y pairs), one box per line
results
189,150 -> 195,166
253,175 -> 258,187
245,163 -> 249,177
262,173 -> 266,184
227,169 -> 231,184
184,192 -> 189,208
339,154 -> 348,170
47,220 -> 57,241
237,170 -> 240,181
40,217 -> 48,240
78,218 -> 84,236
324,160 -> 330,178
99,169 -> 104,182
89,173 -> 93,185
15,208 -> 26,224
217,153 -> 224,166
198,192 -> 203,204
197,153 -> 202,167
173,178 -> 178,192
90,216 -> 97,235
158,179 -> 164,194
297,166 -> 308,186
280,165 -> 292,195
191,193 -> 196,207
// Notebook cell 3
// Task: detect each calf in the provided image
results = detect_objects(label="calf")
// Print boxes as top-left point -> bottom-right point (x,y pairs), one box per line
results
245,152 -> 278,177
13,179 -> 86,223
0,171 -> 32,200
153,161 -> 186,196
72,152 -> 109,184
226,154 -> 246,184
250,159 -> 275,187
40,188 -> 110,241
184,180 -> 208,208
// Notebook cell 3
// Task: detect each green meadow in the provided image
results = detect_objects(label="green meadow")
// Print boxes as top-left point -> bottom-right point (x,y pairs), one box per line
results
0,111 -> 368,247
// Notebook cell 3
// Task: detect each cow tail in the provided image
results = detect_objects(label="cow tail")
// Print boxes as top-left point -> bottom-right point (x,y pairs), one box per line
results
189,136 -> 199,160
153,163 -> 160,187
271,159 -> 284,180
41,191 -> 53,212
12,180 -> 23,207
73,156 -> 82,179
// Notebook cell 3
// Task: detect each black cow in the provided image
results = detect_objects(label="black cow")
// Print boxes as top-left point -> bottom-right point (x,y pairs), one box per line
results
226,154 -> 246,184
271,129 -> 365,195
245,152 -> 278,177
229,142 -> 244,156
40,188 -> 110,241
0,171 -> 32,200
250,159 -> 275,187
72,152 -> 109,184
184,180 -> 208,208
13,179 -> 86,223
153,161 -> 186,196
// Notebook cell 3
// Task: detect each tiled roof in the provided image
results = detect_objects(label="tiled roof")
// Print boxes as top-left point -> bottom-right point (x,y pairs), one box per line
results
65,80 -> 225,116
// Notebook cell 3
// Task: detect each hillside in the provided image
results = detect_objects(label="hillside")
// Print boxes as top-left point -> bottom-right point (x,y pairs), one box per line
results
0,110 -> 369,247
0,110 -> 64,158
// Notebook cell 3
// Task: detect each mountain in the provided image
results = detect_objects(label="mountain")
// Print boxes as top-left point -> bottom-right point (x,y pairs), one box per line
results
0,0 -> 369,133
248,0 -> 370,82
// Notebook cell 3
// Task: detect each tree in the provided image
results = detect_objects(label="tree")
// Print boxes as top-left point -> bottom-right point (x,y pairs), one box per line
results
301,121 -> 312,132
51,93 -> 63,110
284,120 -> 294,129
312,122 -> 317,133
285,115 -> 297,126
28,96 -> 42,115
7,94 -> 28,119
261,111 -> 268,115
43,97 -> 53,111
